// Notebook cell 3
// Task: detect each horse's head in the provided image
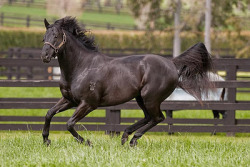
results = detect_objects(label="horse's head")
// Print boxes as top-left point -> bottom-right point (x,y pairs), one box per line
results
41,19 -> 66,63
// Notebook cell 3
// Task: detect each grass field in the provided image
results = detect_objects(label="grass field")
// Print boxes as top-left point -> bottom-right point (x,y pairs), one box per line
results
0,131 -> 250,167
0,5 -> 135,28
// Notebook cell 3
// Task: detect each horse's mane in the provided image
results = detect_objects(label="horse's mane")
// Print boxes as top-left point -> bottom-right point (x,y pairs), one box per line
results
55,16 -> 98,52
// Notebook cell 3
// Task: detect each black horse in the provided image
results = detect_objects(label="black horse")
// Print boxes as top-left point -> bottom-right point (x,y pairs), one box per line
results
41,17 -> 213,146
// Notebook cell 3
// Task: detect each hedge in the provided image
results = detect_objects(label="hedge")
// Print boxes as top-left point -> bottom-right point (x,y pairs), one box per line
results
0,28 -> 249,57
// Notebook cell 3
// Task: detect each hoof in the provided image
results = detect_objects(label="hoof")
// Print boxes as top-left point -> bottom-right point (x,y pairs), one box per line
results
75,136 -> 84,144
129,139 -> 138,147
85,139 -> 93,147
121,137 -> 128,145
121,132 -> 129,145
44,139 -> 51,146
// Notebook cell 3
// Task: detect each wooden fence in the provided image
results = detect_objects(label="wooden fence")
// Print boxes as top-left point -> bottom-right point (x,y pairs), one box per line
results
0,49 -> 250,135
0,47 -> 173,80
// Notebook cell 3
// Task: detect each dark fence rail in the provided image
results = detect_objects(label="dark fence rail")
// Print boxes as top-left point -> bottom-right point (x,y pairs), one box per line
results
0,49 -> 250,134
0,47 -> 173,80
0,47 -> 238,80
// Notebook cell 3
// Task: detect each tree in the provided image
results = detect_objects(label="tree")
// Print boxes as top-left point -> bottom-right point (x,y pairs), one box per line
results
210,0 -> 249,57
127,0 -> 249,57
0,0 -> 6,8
173,0 -> 181,57
47,0 -> 85,18
204,0 -> 211,53
127,0 -> 162,30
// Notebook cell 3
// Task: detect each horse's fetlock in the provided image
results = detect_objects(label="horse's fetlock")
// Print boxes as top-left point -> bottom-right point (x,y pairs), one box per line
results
134,132 -> 143,138
66,121 -> 75,131
42,132 -> 49,139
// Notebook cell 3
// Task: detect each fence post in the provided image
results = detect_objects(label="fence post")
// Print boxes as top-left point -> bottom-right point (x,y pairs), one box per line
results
115,0 -> 122,14
26,15 -> 30,27
8,0 -> 13,5
26,1 -> 30,7
7,48 -> 14,79
97,0 -> 102,13
107,23 -> 111,30
225,65 -> 237,136
105,109 -> 121,136
0,13 -> 4,26
16,48 -> 21,80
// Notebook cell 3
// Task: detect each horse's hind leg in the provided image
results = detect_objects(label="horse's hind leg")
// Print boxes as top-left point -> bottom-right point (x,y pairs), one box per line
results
130,104 -> 165,147
42,97 -> 74,146
121,96 -> 151,145
67,100 -> 94,145
165,110 -> 173,118
164,110 -> 174,135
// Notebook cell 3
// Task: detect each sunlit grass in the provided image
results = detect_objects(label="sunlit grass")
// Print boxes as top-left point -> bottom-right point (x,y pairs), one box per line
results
0,131 -> 249,167
0,5 -> 135,28
0,87 -> 61,98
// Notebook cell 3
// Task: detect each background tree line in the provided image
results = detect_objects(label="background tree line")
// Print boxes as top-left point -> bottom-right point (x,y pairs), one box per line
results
127,0 -> 249,58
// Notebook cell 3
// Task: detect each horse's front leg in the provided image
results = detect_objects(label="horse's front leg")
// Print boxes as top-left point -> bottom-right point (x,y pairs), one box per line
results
42,97 -> 74,146
66,100 -> 94,145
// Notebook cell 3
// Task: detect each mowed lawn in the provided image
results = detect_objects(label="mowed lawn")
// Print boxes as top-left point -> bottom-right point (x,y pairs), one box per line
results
0,131 -> 250,167
0,5 -> 135,27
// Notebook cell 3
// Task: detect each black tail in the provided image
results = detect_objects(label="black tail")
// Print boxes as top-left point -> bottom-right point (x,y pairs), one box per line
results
172,42 -> 214,101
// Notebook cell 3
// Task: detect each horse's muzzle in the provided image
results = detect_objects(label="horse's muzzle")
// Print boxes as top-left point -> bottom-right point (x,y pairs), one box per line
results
41,52 -> 52,63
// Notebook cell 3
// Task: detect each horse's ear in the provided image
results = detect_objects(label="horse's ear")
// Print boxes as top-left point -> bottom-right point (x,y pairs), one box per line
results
44,18 -> 50,29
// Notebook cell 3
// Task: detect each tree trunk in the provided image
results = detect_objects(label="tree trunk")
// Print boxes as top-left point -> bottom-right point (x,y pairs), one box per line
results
204,0 -> 212,53
135,2 -> 151,30
173,0 -> 181,57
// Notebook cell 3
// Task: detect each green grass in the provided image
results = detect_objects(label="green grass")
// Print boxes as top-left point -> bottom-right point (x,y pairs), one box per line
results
0,6 -> 47,17
0,5 -> 135,28
0,131 -> 249,167
80,11 -> 134,25
0,87 -> 61,98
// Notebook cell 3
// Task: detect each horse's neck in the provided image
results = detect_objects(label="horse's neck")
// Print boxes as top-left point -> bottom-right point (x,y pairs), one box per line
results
57,37 -> 103,83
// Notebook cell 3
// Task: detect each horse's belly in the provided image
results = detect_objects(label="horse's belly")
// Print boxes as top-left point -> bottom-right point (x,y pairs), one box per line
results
99,87 -> 139,107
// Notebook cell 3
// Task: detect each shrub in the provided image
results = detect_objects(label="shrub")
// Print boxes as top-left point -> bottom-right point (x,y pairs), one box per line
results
0,28 -> 249,57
